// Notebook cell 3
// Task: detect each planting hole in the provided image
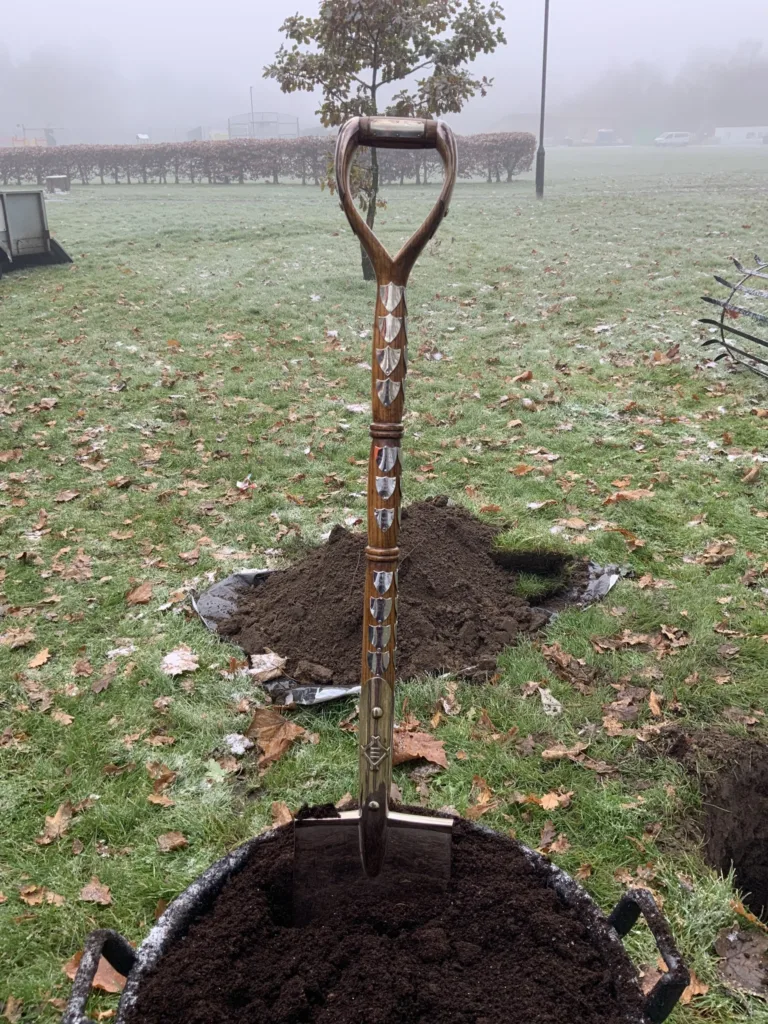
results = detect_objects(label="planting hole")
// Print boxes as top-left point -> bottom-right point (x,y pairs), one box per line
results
703,742 -> 768,919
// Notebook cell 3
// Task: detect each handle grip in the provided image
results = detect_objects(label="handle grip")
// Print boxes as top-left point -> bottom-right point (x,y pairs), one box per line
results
608,889 -> 689,1023
61,928 -> 136,1024
334,114 -> 457,282
357,116 -> 439,149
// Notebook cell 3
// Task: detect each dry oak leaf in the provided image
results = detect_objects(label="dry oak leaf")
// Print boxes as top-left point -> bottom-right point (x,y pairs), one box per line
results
79,876 -> 112,905
741,465 -> 761,484
0,448 -> 22,463
72,658 -> 93,678
465,775 -> 501,819
541,742 -> 589,761
157,831 -> 188,853
147,793 -> 175,807
602,488 -> 654,506
0,627 -> 35,649
392,728 -> 448,769
126,581 -> 153,605
52,709 -> 74,726
63,951 -> 126,994
245,707 -> 308,769
512,369 -> 534,382
1,995 -> 23,1022
92,661 -> 118,694
35,801 -> 74,845
28,648 -> 51,668
271,801 -> 293,826
539,790 -> 575,811
54,489 -> 80,503
679,971 -> 709,1005
648,691 -> 663,718
19,884 -> 64,906
161,645 -> 199,676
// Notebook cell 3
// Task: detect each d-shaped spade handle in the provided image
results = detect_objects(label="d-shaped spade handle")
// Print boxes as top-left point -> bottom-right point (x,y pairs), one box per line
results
335,115 -> 458,283
334,116 -> 457,878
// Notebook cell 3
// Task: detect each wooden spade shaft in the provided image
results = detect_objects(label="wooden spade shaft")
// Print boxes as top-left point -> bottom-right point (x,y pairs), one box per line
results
335,116 -> 458,876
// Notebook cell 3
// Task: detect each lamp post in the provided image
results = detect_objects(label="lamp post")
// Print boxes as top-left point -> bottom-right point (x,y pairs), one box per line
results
535,0 -> 550,199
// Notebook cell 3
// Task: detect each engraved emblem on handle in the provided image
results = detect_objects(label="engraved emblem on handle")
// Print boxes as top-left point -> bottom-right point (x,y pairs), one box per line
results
378,315 -> 403,343
367,650 -> 391,673
369,597 -> 392,622
374,508 -> 395,531
374,445 -> 399,472
368,624 -> 392,647
375,476 -> 397,499
362,734 -> 390,770
380,283 -> 405,313
372,570 -> 393,595
376,379 -> 402,407
376,347 -> 401,376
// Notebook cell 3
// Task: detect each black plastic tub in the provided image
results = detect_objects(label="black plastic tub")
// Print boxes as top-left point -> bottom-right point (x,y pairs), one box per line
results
62,820 -> 688,1024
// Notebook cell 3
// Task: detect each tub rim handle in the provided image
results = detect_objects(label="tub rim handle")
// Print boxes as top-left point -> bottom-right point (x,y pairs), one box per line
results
61,928 -> 136,1024
609,888 -> 690,1023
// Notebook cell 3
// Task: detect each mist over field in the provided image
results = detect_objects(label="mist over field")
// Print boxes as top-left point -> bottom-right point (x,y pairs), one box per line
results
2,0 -> 768,145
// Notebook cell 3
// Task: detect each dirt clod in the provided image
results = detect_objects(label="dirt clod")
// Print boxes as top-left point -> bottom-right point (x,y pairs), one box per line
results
126,818 -> 644,1024
219,500 -> 553,685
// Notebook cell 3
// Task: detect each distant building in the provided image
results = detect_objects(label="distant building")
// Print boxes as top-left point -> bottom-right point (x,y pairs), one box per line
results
715,126 -> 768,146
136,133 -> 151,143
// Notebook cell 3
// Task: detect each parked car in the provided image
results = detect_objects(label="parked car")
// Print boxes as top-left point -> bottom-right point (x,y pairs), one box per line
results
654,132 -> 693,147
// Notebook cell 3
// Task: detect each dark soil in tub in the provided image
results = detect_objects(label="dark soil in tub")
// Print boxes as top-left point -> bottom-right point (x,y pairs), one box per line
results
125,817 -> 644,1024
218,499 -> 574,685
664,730 -> 768,918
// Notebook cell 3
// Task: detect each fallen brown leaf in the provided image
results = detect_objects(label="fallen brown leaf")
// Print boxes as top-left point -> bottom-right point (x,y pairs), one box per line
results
465,775 -> 501,819
156,831 -> 188,853
92,661 -> 118,694
161,645 -> 199,676
392,728 -> 448,769
541,741 -> 589,760
55,489 -> 80,503
35,801 -> 74,845
245,707 -> 308,769
1,995 -> 22,1022
679,970 -> 709,1005
603,488 -> 654,505
72,658 -> 93,677
28,648 -> 50,668
79,876 -> 112,905
147,793 -> 175,807
126,581 -> 154,605
271,801 -> 293,826
0,627 -> 35,649
52,709 -> 74,726
63,951 -> 126,993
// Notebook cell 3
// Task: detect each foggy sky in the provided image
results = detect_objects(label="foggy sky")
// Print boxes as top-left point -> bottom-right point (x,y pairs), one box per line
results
2,0 -> 768,144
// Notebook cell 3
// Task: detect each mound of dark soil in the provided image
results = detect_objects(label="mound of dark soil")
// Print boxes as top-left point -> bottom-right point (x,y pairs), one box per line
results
219,499 -> 554,685
126,817 -> 644,1024
664,730 -> 768,919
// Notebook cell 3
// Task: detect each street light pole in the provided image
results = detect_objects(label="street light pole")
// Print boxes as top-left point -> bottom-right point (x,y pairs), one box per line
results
535,0 -> 550,199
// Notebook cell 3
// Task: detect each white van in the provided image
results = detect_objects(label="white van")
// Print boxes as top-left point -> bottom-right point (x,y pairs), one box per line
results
654,132 -> 693,147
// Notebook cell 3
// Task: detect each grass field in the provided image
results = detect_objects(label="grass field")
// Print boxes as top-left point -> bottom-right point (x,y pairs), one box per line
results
2,144 -> 768,1021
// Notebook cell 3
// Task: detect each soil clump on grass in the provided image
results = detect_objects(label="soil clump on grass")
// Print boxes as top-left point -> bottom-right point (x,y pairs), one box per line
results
663,729 -> 768,918
219,499 -> 560,685
126,816 -> 644,1024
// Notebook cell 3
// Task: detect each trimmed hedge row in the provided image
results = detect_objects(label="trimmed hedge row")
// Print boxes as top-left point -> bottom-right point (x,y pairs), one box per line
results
0,132 -> 535,186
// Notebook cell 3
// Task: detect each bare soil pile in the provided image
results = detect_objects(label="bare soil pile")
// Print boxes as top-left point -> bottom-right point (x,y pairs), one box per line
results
126,817 -> 644,1024
219,499 -> 551,685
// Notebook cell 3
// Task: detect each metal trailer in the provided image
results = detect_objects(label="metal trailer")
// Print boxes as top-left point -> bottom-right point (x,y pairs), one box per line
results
0,189 -> 72,276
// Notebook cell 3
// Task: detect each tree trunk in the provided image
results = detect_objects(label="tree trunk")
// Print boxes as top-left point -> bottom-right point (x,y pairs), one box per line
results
361,147 -> 379,281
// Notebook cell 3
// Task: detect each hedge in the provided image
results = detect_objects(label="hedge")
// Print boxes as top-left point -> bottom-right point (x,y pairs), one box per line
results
0,133 -> 535,187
